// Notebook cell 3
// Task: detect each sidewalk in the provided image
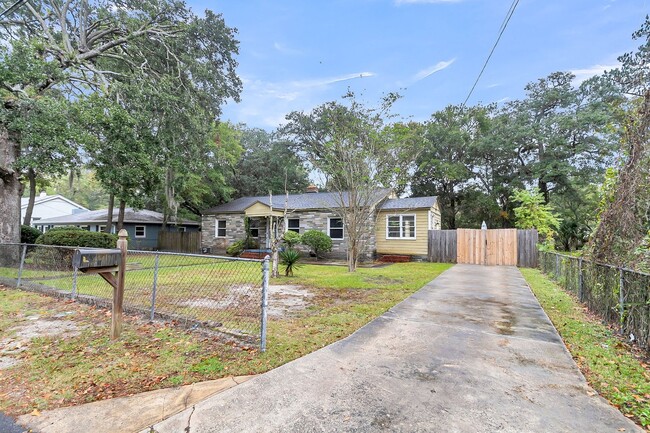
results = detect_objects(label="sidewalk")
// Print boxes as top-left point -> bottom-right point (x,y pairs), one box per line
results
17,375 -> 254,433
146,265 -> 642,433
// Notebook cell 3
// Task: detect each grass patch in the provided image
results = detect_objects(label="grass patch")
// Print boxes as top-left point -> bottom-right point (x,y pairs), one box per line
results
521,268 -> 650,429
0,262 -> 450,416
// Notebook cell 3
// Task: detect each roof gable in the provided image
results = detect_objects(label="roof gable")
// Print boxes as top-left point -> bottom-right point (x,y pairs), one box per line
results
21,194 -> 88,211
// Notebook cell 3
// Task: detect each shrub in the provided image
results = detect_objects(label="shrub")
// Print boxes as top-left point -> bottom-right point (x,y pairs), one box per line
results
36,228 -> 118,248
226,237 -> 260,256
301,230 -> 332,259
279,248 -> 301,276
226,239 -> 246,256
283,230 -> 302,248
21,225 -> 42,244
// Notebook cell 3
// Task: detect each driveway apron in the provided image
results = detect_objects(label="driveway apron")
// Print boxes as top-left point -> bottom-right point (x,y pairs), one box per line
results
147,264 -> 642,433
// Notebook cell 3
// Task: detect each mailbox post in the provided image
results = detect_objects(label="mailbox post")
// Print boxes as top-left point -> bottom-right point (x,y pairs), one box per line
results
114,229 -> 128,339
72,229 -> 128,340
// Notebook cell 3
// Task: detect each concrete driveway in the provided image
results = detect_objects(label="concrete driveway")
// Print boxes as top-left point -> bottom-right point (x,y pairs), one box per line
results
146,265 -> 642,433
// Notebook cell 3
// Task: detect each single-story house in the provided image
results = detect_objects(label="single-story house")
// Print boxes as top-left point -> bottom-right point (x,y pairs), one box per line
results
201,187 -> 441,260
34,208 -> 200,250
21,192 -> 88,226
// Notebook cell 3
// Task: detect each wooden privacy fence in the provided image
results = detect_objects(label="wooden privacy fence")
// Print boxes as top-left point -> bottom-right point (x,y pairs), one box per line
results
157,231 -> 201,253
427,228 -> 538,267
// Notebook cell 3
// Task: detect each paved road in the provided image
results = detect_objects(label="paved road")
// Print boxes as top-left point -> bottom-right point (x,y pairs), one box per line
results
0,412 -> 27,433
147,265 -> 642,433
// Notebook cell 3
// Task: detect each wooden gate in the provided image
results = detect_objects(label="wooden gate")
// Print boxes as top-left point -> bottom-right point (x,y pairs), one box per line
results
456,228 -> 518,266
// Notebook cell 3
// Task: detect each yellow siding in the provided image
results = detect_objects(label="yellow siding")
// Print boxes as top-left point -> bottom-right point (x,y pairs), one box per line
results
244,202 -> 282,217
376,209 -> 430,255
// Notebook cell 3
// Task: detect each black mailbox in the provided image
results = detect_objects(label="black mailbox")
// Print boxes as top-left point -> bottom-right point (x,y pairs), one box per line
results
73,248 -> 121,270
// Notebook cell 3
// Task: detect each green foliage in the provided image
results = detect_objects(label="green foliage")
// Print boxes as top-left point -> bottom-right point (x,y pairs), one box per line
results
225,238 -> 259,257
47,171 -> 110,211
412,104 -> 496,229
191,357 -> 224,374
282,231 -> 302,248
279,249 -> 301,276
230,127 -> 309,198
633,232 -> 650,273
36,229 -> 118,248
301,230 -> 332,259
511,188 -> 561,243
20,225 -> 41,244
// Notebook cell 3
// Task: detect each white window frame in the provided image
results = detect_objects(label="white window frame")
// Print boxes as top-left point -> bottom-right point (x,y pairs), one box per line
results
386,214 -> 417,240
287,218 -> 300,233
215,219 -> 227,238
328,217 -> 344,240
135,225 -> 146,238
178,226 -> 186,232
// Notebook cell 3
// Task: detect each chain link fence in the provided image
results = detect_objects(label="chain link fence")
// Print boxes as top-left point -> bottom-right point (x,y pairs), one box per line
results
540,251 -> 650,351
0,243 -> 268,347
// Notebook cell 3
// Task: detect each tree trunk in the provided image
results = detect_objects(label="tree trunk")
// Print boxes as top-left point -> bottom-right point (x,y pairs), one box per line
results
23,168 -> 37,226
0,128 -> 21,246
538,179 -> 550,204
106,193 -> 114,233
117,199 -> 126,231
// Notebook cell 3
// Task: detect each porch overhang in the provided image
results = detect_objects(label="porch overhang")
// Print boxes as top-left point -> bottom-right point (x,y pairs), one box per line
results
244,201 -> 283,218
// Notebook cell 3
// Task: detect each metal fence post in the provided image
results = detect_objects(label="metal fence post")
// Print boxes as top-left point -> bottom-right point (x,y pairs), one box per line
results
150,253 -> 160,321
619,268 -> 625,334
555,253 -> 560,280
260,255 -> 270,352
578,257 -> 584,302
16,244 -> 27,288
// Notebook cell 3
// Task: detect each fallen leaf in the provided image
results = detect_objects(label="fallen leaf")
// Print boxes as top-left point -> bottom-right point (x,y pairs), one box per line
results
30,409 -> 41,417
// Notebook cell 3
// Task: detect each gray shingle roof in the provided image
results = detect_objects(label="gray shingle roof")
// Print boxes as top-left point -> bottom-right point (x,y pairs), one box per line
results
35,208 -> 199,226
203,190 -> 437,214
380,197 -> 437,210
203,189 -> 393,214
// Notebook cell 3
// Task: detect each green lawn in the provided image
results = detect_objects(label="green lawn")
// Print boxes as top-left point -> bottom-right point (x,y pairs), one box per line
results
0,261 -> 451,416
521,268 -> 650,429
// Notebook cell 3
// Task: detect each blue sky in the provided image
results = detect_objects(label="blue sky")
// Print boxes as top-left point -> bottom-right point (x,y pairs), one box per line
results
189,0 -> 648,129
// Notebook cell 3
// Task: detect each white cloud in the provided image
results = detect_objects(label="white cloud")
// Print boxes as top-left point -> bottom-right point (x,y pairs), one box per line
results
570,63 -> 619,84
273,42 -> 303,55
412,59 -> 455,82
292,72 -> 375,88
221,72 -> 376,128
395,0 -> 462,4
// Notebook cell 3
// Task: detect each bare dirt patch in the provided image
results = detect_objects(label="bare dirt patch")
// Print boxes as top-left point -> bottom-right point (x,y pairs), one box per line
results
268,285 -> 313,318
177,284 -> 314,318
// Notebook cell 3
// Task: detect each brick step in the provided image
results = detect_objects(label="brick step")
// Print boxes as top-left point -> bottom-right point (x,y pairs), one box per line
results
378,254 -> 411,263
240,251 -> 269,259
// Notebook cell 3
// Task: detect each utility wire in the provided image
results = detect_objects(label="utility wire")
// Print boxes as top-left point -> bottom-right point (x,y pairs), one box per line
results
0,0 -> 28,19
463,0 -> 520,106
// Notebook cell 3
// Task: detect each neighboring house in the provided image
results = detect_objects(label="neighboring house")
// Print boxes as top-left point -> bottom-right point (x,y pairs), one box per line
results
201,187 -> 441,260
34,208 -> 200,250
21,192 -> 88,226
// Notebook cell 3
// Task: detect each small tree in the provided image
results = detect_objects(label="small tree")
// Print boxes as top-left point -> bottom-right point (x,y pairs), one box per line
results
282,231 -> 302,248
301,230 -> 333,259
282,92 -> 421,271
511,188 -> 561,248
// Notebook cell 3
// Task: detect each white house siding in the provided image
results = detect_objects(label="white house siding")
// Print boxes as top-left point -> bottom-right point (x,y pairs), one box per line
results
21,196 -> 87,226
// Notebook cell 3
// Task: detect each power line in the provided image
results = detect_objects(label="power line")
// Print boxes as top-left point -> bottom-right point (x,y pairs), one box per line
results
463,0 -> 520,106
0,0 -> 28,19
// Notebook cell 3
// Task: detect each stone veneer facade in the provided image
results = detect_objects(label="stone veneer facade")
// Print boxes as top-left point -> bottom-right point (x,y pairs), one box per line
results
201,210 -> 376,261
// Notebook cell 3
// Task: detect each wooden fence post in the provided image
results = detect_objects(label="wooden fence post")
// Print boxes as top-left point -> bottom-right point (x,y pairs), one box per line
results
112,229 -> 128,340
